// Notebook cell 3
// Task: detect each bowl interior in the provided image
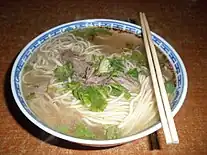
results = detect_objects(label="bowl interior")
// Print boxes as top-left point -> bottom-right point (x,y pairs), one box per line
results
11,19 -> 188,146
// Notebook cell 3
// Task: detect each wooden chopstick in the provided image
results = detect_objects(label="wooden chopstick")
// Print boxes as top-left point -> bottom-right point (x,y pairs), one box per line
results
149,132 -> 160,150
126,17 -> 160,149
139,12 -> 172,144
139,12 -> 179,144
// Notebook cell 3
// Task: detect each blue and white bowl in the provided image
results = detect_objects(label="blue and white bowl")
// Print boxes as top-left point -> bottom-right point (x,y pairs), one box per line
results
11,19 -> 188,147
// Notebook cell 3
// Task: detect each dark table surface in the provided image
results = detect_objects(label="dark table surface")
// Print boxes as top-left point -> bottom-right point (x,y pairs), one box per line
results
0,0 -> 207,154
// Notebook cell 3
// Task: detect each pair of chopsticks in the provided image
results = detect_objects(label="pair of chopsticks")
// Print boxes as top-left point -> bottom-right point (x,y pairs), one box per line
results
139,12 -> 179,144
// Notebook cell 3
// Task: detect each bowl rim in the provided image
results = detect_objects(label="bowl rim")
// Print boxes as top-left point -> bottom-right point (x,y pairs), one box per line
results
10,18 -> 188,146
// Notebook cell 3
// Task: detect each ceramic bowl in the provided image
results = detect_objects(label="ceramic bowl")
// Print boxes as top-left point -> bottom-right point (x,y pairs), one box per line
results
11,19 -> 188,147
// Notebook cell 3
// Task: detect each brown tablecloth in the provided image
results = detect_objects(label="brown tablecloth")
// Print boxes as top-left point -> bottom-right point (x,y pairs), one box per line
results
0,0 -> 206,154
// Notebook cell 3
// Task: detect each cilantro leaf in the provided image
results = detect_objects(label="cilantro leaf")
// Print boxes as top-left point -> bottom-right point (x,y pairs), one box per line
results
127,68 -> 139,79
74,123 -> 96,139
24,64 -> 33,72
74,86 -> 108,112
165,81 -> 176,94
54,62 -> 73,82
95,85 -> 110,99
109,57 -> 125,73
56,125 -> 69,134
71,27 -> 112,40
105,126 -> 120,140
67,81 -> 81,90
110,83 -> 131,100
98,58 -> 112,74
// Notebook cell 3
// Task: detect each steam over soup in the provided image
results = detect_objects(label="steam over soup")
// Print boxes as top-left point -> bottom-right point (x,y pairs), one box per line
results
22,27 -> 176,140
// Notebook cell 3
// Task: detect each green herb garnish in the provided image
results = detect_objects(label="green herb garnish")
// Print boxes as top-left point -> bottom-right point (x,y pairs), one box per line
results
95,85 -> 110,99
71,27 -> 112,40
54,62 -> 73,82
109,57 -> 125,73
74,86 -> 108,112
165,81 -> 176,94
24,64 -> 33,72
127,68 -> 139,79
67,81 -> 81,90
98,58 -> 111,74
110,83 -> 131,100
74,123 -> 96,139
56,125 -> 69,134
97,57 -> 125,76
105,126 -> 120,140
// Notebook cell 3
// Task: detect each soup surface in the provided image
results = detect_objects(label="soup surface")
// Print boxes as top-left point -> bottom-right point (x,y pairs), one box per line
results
22,27 -> 176,140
